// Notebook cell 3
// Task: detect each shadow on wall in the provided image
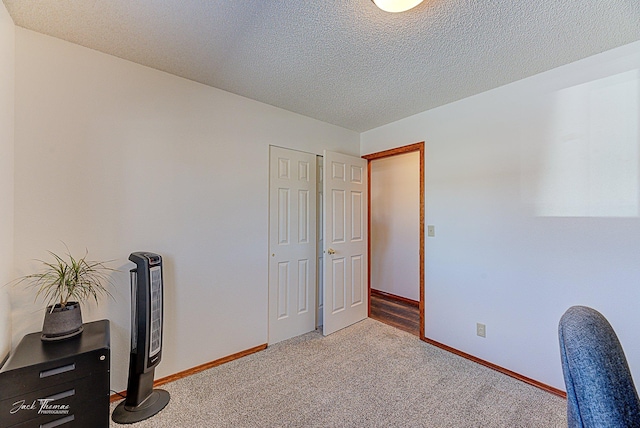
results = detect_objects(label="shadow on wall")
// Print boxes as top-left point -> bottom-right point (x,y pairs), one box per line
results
0,287 -> 11,367
105,252 -> 176,393
522,70 -> 639,218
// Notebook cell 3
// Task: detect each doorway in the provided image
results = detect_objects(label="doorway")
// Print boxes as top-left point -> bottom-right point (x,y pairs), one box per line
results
363,142 -> 425,339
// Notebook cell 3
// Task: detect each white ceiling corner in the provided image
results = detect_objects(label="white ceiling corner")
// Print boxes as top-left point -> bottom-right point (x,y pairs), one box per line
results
3,0 -> 640,132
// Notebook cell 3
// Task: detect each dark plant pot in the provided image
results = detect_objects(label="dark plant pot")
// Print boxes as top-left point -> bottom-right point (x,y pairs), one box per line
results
41,301 -> 84,341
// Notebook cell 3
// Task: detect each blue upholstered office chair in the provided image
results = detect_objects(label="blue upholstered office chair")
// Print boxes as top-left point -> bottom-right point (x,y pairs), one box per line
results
559,306 -> 640,427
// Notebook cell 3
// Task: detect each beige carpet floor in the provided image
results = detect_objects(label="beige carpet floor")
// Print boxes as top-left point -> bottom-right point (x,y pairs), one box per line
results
110,318 -> 566,427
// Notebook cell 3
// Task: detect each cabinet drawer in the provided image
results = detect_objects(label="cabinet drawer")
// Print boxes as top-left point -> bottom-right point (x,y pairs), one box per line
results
0,349 -> 109,402
0,372 -> 108,427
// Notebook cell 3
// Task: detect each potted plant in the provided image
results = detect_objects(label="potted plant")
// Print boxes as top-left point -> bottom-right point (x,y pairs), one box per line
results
17,248 -> 115,341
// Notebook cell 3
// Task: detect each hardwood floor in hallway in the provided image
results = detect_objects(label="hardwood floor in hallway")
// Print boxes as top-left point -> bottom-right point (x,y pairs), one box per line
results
369,291 -> 420,337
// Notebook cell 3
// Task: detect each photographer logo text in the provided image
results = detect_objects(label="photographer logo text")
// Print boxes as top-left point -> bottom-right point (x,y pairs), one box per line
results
10,399 -> 70,415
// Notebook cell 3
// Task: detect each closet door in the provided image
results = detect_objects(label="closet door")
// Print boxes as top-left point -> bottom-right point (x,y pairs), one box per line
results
322,150 -> 367,336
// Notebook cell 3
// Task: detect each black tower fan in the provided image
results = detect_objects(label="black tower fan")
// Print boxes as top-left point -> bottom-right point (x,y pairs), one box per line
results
112,252 -> 170,424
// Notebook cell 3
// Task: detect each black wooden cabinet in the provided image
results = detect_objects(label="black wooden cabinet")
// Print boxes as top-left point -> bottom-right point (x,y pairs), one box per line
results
0,320 -> 110,428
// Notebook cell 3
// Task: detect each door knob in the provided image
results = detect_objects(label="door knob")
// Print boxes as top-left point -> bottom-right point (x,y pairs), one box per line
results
327,248 -> 336,255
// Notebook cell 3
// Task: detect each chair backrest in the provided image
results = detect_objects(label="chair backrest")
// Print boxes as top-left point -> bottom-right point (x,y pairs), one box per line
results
559,305 -> 640,427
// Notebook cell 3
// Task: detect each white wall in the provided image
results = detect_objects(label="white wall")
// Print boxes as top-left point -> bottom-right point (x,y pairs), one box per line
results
0,2 -> 15,366
362,41 -> 640,391
12,28 -> 359,391
370,152 -> 420,301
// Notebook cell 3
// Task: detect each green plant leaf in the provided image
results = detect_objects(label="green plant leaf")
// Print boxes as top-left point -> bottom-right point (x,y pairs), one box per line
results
15,247 -> 117,309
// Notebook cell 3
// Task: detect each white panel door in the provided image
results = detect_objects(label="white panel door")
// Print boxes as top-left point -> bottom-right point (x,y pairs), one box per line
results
269,146 -> 317,344
323,150 -> 368,336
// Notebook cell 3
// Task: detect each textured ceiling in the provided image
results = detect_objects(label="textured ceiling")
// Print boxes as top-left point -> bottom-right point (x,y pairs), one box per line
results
3,0 -> 640,132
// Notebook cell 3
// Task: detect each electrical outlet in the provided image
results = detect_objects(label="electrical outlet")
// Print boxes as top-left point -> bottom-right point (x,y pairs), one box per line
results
477,323 -> 486,338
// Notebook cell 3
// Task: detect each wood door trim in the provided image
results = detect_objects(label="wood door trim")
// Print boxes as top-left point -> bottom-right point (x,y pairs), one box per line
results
362,142 -> 424,161
363,142 -> 425,340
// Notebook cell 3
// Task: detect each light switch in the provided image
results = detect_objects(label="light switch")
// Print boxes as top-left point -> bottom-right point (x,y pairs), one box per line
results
427,225 -> 435,237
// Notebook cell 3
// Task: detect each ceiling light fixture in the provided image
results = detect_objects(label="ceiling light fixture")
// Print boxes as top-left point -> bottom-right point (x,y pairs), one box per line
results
372,0 -> 424,13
